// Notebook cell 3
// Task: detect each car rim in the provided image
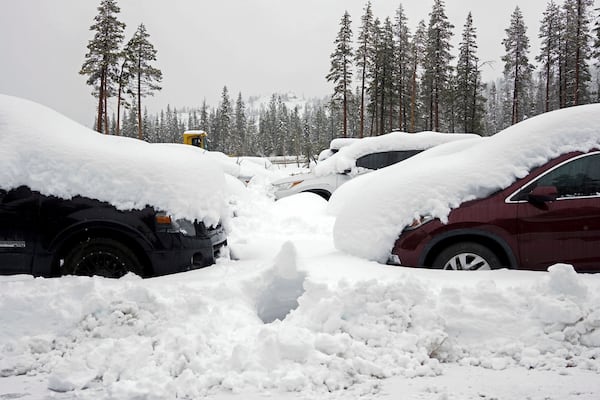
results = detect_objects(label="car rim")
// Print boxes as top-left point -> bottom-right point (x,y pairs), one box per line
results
443,252 -> 491,271
75,250 -> 127,277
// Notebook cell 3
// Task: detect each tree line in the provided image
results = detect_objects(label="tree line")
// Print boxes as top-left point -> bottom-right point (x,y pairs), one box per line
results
82,0 -> 600,158
327,0 -> 600,138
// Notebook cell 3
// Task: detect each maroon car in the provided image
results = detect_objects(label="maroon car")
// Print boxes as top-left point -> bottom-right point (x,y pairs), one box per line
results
390,150 -> 600,272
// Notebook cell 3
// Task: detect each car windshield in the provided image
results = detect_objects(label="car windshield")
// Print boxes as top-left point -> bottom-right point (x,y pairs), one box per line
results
355,150 -> 423,170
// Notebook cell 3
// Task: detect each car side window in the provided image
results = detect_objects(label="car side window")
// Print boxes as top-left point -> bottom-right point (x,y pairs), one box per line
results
518,153 -> 600,199
356,150 -> 422,170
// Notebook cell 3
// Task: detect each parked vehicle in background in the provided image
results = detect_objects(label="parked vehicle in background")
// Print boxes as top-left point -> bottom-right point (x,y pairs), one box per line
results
272,132 -> 478,200
183,130 -> 208,149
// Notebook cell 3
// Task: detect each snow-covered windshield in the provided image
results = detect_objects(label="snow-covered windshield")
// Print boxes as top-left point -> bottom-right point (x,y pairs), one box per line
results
0,94 -> 229,226
329,104 -> 600,262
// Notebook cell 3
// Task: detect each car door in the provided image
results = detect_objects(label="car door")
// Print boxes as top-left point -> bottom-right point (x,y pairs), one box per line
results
0,186 -> 38,274
514,152 -> 600,271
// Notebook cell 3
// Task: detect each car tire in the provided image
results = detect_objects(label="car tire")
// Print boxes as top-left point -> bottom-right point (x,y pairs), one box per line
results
63,238 -> 144,278
432,242 -> 501,271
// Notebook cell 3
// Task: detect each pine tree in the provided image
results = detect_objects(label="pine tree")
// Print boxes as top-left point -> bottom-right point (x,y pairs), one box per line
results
594,6 -> 600,64
394,4 -> 412,131
502,6 -> 533,125
234,92 -> 247,155
367,18 -> 383,136
355,1 -> 374,138
537,0 -> 562,112
485,81 -> 501,135
456,12 -> 484,133
216,86 -> 232,153
410,20 -> 427,132
80,0 -> 125,133
327,11 -> 353,138
124,23 -> 163,140
562,0 -> 594,106
379,17 -> 396,134
422,0 -> 454,131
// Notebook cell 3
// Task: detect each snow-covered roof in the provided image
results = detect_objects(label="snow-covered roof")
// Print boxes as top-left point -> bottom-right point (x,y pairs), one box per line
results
314,131 -> 479,176
0,94 -> 229,226
329,104 -> 600,262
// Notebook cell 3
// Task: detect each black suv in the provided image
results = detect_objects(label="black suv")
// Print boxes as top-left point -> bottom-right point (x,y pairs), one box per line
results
0,185 -> 227,278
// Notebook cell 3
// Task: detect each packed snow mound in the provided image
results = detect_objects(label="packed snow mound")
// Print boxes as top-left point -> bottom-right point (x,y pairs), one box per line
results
330,104 -> 600,262
0,94 -> 229,226
1,264 -> 599,397
314,131 -> 479,176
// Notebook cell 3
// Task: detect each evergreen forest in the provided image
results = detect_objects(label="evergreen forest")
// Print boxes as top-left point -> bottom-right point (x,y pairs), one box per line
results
82,0 -> 600,160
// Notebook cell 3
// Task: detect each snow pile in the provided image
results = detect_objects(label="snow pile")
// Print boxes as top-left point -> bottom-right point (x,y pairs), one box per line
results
1,186 -> 599,399
0,94 -> 229,225
330,104 -> 600,262
1,261 -> 599,398
314,131 -> 478,177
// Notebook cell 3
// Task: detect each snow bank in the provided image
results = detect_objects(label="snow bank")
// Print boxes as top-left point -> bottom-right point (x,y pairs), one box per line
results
330,104 -> 600,262
1,185 -> 599,398
314,131 -> 478,176
0,94 -> 229,225
1,262 -> 599,398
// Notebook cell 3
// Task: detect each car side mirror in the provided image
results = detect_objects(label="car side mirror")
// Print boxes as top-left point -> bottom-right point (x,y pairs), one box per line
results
527,186 -> 558,204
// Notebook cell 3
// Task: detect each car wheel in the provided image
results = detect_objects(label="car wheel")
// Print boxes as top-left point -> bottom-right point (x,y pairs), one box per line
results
432,242 -> 501,271
63,238 -> 144,278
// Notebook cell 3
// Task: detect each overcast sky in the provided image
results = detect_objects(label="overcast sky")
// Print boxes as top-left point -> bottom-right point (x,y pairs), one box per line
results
1,0 -> 598,127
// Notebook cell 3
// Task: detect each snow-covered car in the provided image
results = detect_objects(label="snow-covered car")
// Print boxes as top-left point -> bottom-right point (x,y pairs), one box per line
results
0,94 -> 230,278
272,131 -> 479,200
330,104 -> 600,271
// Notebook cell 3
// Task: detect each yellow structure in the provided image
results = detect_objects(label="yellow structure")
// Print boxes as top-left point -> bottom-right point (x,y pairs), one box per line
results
183,130 -> 208,149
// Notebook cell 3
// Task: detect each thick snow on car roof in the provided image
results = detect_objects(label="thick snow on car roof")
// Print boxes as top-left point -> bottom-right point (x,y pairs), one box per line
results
0,94 -> 228,226
314,131 -> 479,176
329,104 -> 600,263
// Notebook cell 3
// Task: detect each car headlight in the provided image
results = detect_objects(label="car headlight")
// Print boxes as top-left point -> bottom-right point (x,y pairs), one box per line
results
273,180 -> 304,191
174,218 -> 196,237
155,212 -> 196,236
404,215 -> 434,231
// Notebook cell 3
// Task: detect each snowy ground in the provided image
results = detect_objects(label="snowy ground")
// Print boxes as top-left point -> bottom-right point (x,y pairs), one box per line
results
1,178 -> 600,399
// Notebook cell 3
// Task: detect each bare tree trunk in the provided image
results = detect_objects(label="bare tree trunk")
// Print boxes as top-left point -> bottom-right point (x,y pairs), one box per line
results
137,57 -> 143,140
115,61 -> 126,136
359,52 -> 367,138
574,0 -> 582,106
103,86 -> 109,135
410,62 -> 417,133
96,69 -> 105,133
343,64 -> 348,138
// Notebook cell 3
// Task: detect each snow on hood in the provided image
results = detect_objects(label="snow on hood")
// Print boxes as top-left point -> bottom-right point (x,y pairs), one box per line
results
329,104 -> 600,262
0,94 -> 229,226
314,131 -> 479,176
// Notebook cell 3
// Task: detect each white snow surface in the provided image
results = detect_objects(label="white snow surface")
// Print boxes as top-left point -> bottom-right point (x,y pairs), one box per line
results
314,131 -> 479,177
0,94 -> 230,226
1,98 -> 600,399
330,104 -> 600,262
1,186 -> 600,399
